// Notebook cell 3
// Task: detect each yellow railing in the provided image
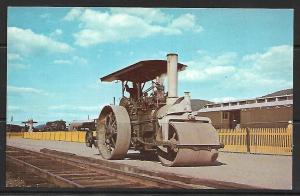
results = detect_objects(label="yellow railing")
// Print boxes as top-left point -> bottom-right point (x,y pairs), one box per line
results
218,129 -> 248,153
249,128 -> 292,155
217,127 -> 293,155
6,132 -> 24,138
7,127 -> 293,155
21,131 -> 86,143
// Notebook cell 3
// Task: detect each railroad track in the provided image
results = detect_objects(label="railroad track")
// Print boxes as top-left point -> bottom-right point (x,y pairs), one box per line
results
6,146 -> 263,189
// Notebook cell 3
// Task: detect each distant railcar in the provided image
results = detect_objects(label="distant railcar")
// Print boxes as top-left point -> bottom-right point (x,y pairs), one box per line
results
6,124 -> 24,132
69,119 -> 97,131
41,120 -> 67,131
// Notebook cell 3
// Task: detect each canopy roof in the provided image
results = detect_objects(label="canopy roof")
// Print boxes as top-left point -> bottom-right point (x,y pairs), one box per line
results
22,121 -> 37,124
100,60 -> 187,83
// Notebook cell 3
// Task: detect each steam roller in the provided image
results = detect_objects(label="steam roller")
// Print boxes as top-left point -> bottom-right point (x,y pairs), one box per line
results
88,53 -> 223,166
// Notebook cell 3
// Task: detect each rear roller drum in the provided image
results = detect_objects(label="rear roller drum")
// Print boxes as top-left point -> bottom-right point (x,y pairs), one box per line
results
96,105 -> 131,160
157,122 -> 220,166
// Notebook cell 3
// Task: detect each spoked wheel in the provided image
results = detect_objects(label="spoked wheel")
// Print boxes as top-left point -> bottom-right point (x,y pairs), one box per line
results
97,105 -> 131,160
157,122 -> 220,166
156,124 -> 179,166
104,112 -> 117,151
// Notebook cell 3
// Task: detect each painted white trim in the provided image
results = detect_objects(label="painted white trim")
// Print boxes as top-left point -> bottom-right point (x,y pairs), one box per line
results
199,100 -> 293,112
205,94 -> 293,106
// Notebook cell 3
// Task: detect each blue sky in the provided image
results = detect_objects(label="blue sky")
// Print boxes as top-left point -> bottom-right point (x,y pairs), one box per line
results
7,7 -> 293,124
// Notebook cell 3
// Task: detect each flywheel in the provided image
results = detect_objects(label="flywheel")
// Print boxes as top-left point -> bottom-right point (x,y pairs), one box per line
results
96,105 -> 131,160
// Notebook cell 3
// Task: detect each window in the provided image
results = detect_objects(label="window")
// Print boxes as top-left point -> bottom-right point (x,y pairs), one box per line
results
247,100 -> 255,104
223,103 -> 229,107
278,96 -> 287,101
267,98 -> 276,102
222,112 -> 229,119
257,99 -> 265,103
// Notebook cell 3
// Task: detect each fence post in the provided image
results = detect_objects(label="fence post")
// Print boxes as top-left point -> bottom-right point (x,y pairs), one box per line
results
287,121 -> 293,154
246,127 -> 251,153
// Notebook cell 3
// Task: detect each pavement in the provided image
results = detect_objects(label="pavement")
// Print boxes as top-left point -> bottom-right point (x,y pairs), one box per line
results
6,138 -> 292,189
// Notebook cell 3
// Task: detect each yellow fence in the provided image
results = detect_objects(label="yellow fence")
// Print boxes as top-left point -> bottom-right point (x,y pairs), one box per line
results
249,128 -> 292,155
20,131 -> 86,143
217,127 -> 293,155
7,127 -> 293,155
218,129 -> 248,153
6,132 -> 24,138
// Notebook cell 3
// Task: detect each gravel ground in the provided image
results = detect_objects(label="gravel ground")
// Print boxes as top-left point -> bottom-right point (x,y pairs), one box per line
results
7,138 -> 292,190
6,171 -> 26,187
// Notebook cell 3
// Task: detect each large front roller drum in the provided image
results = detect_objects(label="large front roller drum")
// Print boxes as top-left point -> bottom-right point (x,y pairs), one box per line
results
157,122 -> 220,166
96,105 -> 131,160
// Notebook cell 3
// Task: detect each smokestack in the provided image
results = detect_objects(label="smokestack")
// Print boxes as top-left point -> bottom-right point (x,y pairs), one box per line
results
167,53 -> 178,104
28,119 -> 33,132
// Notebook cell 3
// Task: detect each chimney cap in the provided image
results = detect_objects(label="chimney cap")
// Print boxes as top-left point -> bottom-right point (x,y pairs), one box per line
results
166,53 -> 178,57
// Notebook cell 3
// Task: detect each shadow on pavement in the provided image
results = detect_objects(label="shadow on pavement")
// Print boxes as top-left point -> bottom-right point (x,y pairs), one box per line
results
93,150 -> 226,167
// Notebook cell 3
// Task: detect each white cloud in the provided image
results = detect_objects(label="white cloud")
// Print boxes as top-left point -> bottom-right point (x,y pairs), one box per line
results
63,7 -> 83,21
196,49 -> 208,55
48,105 -> 70,110
229,70 -> 292,90
211,97 -> 238,103
224,45 -> 293,90
180,65 -> 235,81
48,104 -> 103,112
180,45 -> 292,90
72,56 -> 88,65
110,8 -> 170,24
8,63 -> 28,69
8,85 -> 48,95
8,53 -> 23,61
53,56 -> 87,65
40,13 -> 50,19
7,105 -> 22,112
169,13 -> 203,33
8,27 -> 73,56
64,8 -> 203,47
179,52 -> 237,81
7,52 -> 29,70
77,106 -> 101,112
53,59 -> 72,65
242,45 -> 293,79
7,52 -> 29,69
50,29 -> 63,37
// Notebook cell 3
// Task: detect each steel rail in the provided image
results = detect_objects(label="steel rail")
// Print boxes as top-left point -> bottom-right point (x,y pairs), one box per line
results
6,146 -> 205,188
6,155 -> 83,187
39,148 -> 264,189
6,146 -> 264,189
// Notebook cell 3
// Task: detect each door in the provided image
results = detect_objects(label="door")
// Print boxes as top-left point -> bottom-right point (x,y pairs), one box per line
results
229,110 -> 241,129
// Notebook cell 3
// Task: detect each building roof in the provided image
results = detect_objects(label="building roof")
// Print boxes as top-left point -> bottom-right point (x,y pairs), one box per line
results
22,120 -> 37,124
199,99 -> 293,112
261,88 -> 293,98
199,89 -> 293,112
100,60 -> 187,83
191,99 -> 213,111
